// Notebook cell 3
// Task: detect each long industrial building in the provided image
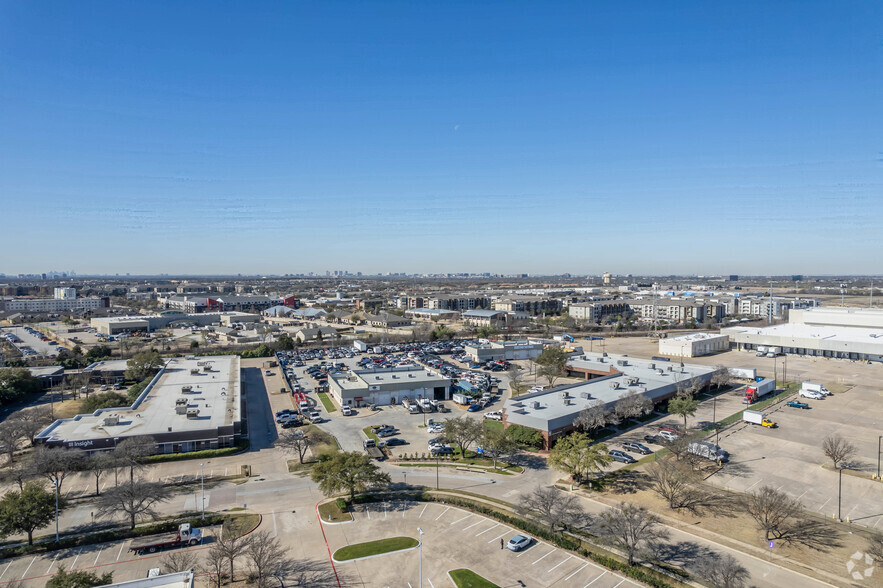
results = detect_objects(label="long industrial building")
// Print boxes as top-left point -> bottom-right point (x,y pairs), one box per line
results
36,356 -> 243,454
91,311 -> 259,334
503,352 -> 715,448
722,307 -> 883,362
327,365 -> 450,408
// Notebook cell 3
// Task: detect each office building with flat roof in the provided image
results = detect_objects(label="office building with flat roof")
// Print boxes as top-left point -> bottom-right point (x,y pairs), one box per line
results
327,365 -> 450,408
658,332 -> 729,357
36,356 -> 242,454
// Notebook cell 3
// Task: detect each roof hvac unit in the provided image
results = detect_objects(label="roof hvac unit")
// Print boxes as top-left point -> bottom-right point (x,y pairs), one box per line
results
667,366 -> 674,372
531,401 -> 541,409
181,385 -> 193,393
186,408 -> 200,419
602,352 -> 608,357
580,391 -> 592,399
610,382 -> 620,389
616,360 -> 628,366
560,391 -> 570,399
175,404 -> 188,415
190,369 -> 200,375
649,363 -> 655,369
103,415 -> 119,426
203,365 -> 212,371
564,398 -> 572,405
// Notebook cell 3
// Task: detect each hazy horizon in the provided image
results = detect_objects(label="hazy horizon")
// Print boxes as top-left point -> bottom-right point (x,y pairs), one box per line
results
2,2 -> 881,275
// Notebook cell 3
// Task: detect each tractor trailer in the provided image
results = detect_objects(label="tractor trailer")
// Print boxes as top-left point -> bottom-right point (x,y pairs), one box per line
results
743,378 -> 776,404
129,523 -> 202,555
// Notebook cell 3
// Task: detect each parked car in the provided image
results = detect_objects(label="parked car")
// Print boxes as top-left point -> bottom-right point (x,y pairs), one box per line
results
786,400 -> 810,409
621,442 -> 652,455
657,430 -> 681,443
609,450 -> 637,464
506,535 -> 532,551
280,418 -> 302,429
430,445 -> 453,455
467,404 -> 482,412
799,389 -> 825,400
377,428 -> 396,438
342,406 -> 352,416
385,438 -> 407,446
643,434 -> 660,444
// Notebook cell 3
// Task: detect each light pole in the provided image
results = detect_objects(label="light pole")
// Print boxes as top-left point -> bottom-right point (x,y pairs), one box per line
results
53,482 -> 59,542
877,436 -> 881,480
713,397 -> 718,446
200,463 -> 205,520
435,454 -> 439,490
838,467 -> 843,521
417,527 -> 424,588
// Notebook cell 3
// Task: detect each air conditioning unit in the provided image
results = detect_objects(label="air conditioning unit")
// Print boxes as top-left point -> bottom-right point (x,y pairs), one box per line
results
580,391 -> 591,399
186,408 -> 200,419
181,385 -> 193,393
649,363 -> 655,369
531,401 -> 540,409
610,382 -> 620,389
103,415 -> 119,426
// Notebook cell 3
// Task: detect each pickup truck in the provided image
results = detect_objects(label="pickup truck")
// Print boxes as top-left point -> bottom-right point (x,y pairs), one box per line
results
129,523 -> 202,555
363,438 -> 384,461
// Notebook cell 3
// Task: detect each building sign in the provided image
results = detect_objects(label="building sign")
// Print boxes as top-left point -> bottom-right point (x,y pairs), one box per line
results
368,385 -> 380,391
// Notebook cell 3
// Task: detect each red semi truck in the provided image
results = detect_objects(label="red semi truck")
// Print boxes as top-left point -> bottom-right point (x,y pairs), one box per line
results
743,378 -> 776,404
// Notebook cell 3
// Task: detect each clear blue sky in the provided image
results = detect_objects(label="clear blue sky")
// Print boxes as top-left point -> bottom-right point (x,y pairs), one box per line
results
1,1 -> 881,276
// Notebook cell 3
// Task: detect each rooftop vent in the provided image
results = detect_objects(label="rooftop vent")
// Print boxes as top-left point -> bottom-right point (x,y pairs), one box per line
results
181,385 -> 193,393
649,363 -> 655,369
580,391 -> 592,399
103,415 -> 119,426
531,401 -> 541,409
602,352 -> 608,357
610,382 -> 620,389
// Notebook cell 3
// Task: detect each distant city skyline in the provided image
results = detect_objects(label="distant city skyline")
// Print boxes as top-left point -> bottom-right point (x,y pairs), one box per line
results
1,2 -> 881,275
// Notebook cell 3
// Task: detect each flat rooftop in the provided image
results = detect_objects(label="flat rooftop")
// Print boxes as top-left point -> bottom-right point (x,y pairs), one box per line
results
38,356 -> 240,443
329,365 -> 449,392
663,332 -> 729,342
723,323 -> 883,345
504,352 -> 715,432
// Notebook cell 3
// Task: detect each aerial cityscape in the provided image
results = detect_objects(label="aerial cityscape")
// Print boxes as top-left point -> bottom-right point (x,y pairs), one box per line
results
1,2 -> 881,588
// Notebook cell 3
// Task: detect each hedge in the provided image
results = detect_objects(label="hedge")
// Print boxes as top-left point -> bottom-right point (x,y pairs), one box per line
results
0,513 -> 231,559
140,439 -> 249,464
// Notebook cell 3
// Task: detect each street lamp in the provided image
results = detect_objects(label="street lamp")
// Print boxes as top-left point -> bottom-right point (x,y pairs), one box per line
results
435,454 -> 439,490
200,463 -> 205,520
713,397 -> 719,446
417,527 -> 424,588
53,482 -> 59,542
877,436 -> 882,480
838,466 -> 844,521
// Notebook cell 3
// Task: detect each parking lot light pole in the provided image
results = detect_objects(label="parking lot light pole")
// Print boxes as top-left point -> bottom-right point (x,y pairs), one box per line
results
877,436 -> 882,480
838,467 -> 843,521
417,527 -> 424,588
200,463 -> 205,520
435,454 -> 439,490
53,482 -> 59,542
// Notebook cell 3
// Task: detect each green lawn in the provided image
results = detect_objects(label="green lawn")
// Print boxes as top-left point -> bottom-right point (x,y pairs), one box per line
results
449,569 -> 499,588
482,419 -> 503,433
318,500 -> 352,523
303,424 -> 339,457
362,426 -> 381,444
317,392 -> 337,412
333,537 -> 419,561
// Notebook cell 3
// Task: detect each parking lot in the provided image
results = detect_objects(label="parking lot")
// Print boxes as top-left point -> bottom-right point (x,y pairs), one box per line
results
1,326 -> 61,358
324,500 -> 642,588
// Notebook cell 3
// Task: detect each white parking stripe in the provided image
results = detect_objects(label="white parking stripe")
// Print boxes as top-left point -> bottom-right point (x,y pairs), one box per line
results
476,523 -> 499,536
427,579 -> 434,588
584,571 -> 606,587
46,553 -> 59,574
93,547 -> 103,565
530,549 -> 555,564
419,504 -> 428,518
449,514 -> 472,526
366,505 -> 371,520
70,547 -> 82,570
434,506 -> 450,521
488,531 -> 509,543
117,540 -> 128,561
548,555 -> 572,573
612,579 -> 625,588
744,478 -> 762,492
21,556 -> 36,579
463,519 -> 483,530
564,563 -> 588,581
0,561 -> 10,580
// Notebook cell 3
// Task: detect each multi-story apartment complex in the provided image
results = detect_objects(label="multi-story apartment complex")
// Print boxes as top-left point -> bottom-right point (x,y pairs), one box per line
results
567,300 -> 633,322
426,295 -> 489,311
492,295 -> 562,315
2,287 -> 108,313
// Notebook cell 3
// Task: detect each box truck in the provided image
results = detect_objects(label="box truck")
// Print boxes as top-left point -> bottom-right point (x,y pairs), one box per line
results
801,381 -> 831,395
687,441 -> 728,462
743,410 -> 776,428
743,378 -> 775,404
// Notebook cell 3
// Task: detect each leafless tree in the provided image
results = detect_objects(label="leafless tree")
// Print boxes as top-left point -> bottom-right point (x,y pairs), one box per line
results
6,459 -> 32,490
0,420 -> 25,464
113,436 -> 155,483
28,446 -> 83,494
277,430 -> 313,464
822,434 -> 857,469
159,549 -> 199,574
598,503 -> 668,566
246,529 -> 296,587
518,486 -> 585,531
867,534 -> 883,565
746,486 -> 840,549
661,433 -> 694,461
646,461 -> 738,516
711,365 -> 732,390
217,520 -> 249,582
695,553 -> 750,588
14,407 -> 54,446
200,544 -> 228,588
95,478 -> 171,529
85,452 -> 114,496
574,399 -> 613,432
614,390 -> 653,422
539,364 -> 565,388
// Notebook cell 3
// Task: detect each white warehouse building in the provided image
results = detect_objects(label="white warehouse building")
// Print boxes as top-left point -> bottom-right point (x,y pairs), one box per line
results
658,332 -> 729,358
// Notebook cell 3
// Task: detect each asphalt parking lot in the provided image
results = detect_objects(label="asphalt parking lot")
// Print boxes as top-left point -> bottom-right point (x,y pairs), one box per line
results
324,500 -> 642,588
1,326 -> 60,358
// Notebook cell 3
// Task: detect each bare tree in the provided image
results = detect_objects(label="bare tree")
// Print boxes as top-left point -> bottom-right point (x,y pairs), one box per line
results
746,486 -> 840,549
160,550 -> 199,574
200,544 -> 228,588
614,390 -> 653,423
518,486 -> 585,531
28,446 -> 83,494
695,553 -> 750,588
246,529 -> 296,587
661,433 -> 694,461
646,461 -> 738,516
95,479 -> 171,529
866,534 -> 883,565
539,364 -> 565,388
711,365 -> 732,390
822,434 -> 856,469
217,520 -> 249,582
113,436 -> 155,483
85,452 -> 114,496
598,503 -> 668,566
0,420 -> 24,464
277,430 -> 312,464
6,459 -> 32,491
574,399 -> 612,432
14,407 -> 54,446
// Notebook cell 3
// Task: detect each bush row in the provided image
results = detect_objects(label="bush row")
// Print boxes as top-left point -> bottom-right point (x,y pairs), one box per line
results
0,513 -> 229,559
140,440 -> 249,464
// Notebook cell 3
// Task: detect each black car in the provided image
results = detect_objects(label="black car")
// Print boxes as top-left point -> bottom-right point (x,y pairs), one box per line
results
385,438 -> 407,446
622,442 -> 652,455
643,434 -> 660,444
280,419 -> 302,428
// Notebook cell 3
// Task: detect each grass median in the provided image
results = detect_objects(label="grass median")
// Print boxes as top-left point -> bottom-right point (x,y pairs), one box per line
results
450,569 -> 499,588
333,537 -> 419,561
317,391 -> 337,412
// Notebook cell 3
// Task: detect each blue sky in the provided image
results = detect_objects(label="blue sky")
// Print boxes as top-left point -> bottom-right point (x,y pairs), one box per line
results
1,1 -> 881,276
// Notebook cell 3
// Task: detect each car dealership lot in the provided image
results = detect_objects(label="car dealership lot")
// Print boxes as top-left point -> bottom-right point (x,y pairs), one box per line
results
323,500 -> 642,588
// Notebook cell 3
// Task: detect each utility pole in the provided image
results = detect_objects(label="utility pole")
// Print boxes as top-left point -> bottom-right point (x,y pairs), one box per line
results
877,435 -> 882,480
200,463 -> 205,520
838,467 -> 843,521
417,527 -> 425,588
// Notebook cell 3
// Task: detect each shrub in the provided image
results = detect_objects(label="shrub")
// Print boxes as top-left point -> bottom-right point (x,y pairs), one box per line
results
336,497 -> 347,512
81,392 -> 129,413
507,424 -> 544,449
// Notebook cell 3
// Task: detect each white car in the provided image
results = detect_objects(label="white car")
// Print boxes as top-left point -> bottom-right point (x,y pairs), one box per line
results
799,389 -> 824,399
483,411 -> 502,421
